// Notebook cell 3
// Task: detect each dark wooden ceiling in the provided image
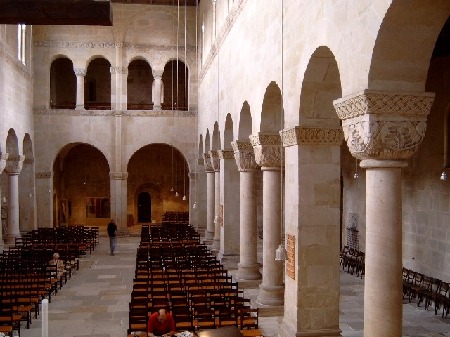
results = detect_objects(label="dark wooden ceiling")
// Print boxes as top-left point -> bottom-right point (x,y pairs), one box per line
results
111,0 -> 198,5
0,0 -> 198,26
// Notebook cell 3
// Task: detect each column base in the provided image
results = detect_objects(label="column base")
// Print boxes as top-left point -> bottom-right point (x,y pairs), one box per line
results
203,230 -> 214,244
0,240 -> 4,253
237,263 -> 262,280
211,238 -> 220,251
75,105 -> 85,110
256,284 -> 284,306
217,253 -> 239,270
280,321 -> 341,337
5,233 -> 21,244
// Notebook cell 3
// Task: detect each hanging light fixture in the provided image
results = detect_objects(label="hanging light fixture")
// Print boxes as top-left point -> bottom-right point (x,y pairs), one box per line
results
440,170 -> 447,181
275,0 -> 287,261
353,158 -> 359,179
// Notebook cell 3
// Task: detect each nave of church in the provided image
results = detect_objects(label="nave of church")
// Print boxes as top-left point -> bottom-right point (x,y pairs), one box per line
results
12,233 -> 449,337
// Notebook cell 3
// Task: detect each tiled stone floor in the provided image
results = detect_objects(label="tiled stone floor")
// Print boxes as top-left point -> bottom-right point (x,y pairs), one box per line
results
19,236 -> 449,337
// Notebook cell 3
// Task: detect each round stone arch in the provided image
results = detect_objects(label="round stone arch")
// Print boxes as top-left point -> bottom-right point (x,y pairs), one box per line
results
204,129 -> 211,153
50,56 -> 76,109
259,81 -> 282,134
127,143 -> 190,223
237,101 -> 252,141
52,142 -> 110,227
211,122 -> 221,151
223,114 -> 233,150
369,0 -> 450,92
299,46 -> 342,128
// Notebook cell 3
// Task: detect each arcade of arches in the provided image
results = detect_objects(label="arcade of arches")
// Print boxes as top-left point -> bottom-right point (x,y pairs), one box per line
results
1,1 -> 450,337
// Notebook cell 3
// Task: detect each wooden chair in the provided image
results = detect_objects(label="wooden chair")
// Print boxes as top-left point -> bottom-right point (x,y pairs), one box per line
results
239,308 -> 258,330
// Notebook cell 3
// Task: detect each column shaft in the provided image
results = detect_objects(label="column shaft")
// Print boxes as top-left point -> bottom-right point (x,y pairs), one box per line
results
6,173 -> 20,242
75,75 -> 85,110
204,171 -> 215,242
363,162 -> 403,337
153,76 -> 162,110
237,170 -> 261,280
257,168 -> 284,306
211,170 -> 221,250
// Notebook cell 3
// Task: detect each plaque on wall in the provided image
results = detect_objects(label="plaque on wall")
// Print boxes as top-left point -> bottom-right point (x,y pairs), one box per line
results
286,234 -> 295,280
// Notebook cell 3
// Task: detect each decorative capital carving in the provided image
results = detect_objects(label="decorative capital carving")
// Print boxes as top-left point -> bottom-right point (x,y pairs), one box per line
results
231,140 -> 259,172
74,68 -> 86,76
218,150 -> 234,160
153,69 -> 164,79
0,153 -> 9,174
281,127 -> 344,147
24,156 -> 34,165
36,171 -> 52,179
333,90 -> 435,160
5,154 -> 24,174
249,133 -> 283,168
109,172 -> 128,180
189,172 -> 198,181
203,152 -> 214,172
110,66 -> 128,75
209,150 -> 220,172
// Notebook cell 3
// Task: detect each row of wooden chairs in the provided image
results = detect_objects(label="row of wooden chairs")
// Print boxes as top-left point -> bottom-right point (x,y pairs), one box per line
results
161,211 -> 189,224
129,224 -> 260,336
340,246 -> 365,278
0,226 -> 97,336
403,268 -> 450,318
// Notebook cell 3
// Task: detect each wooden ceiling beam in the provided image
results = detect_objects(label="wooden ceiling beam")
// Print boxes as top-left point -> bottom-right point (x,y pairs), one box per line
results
0,0 -> 113,26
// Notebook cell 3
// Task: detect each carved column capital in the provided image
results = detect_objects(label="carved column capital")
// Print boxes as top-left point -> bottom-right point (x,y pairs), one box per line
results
203,152 -> 214,172
109,172 -> 128,180
153,70 -> 164,79
249,133 -> 283,168
0,153 -> 9,174
218,150 -> 234,160
209,150 -> 220,172
5,154 -> 24,175
189,172 -> 198,181
281,126 -> 344,147
333,90 -> 435,160
74,68 -> 86,76
24,156 -> 34,165
231,140 -> 259,172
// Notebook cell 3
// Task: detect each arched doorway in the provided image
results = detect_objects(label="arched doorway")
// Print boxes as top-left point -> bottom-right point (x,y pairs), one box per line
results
137,192 -> 151,223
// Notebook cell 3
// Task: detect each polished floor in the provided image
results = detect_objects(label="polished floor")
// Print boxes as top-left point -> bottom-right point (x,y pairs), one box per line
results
18,235 -> 450,337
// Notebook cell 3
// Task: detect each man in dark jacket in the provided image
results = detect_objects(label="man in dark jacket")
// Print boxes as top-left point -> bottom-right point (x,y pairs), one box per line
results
107,219 -> 117,255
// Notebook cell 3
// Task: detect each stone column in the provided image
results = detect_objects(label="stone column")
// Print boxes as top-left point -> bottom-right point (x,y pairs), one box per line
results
110,65 -> 128,111
188,172 -> 198,229
35,171 -> 53,228
74,68 -> 86,110
203,152 -> 215,243
279,127 -> 343,337
334,90 -> 435,337
19,156 -> 37,232
209,150 -> 221,251
232,140 -> 261,280
152,70 -> 163,110
217,149 -> 240,269
0,153 -> 8,251
250,133 -> 284,306
5,155 -> 24,243
110,172 -> 128,235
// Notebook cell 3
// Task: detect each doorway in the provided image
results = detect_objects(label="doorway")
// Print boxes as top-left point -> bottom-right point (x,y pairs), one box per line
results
137,192 -> 152,223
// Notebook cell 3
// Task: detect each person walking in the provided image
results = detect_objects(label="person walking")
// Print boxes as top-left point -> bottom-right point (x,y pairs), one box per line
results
107,219 -> 117,255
